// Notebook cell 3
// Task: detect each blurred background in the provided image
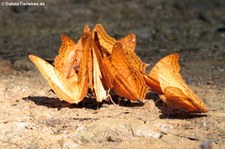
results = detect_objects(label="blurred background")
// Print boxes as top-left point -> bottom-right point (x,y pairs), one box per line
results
1,0 -> 225,64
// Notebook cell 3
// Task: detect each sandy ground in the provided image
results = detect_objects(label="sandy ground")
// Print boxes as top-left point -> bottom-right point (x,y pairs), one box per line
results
0,0 -> 224,148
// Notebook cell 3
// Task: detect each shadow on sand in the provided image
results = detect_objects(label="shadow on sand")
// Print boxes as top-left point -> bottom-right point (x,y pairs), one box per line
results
23,94 -> 145,110
147,92 -> 208,119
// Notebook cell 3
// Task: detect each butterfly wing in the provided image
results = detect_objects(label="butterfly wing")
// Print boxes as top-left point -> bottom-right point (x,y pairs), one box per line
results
118,33 -> 136,52
149,53 -> 180,81
29,54 -> 88,104
145,53 -> 180,94
121,45 -> 149,73
103,56 -> 138,100
104,42 -> 149,100
158,55 -> 208,113
93,24 -> 138,54
162,87 -> 203,112
54,34 -> 83,82
92,24 -> 116,54
143,74 -> 162,94
85,32 -> 110,102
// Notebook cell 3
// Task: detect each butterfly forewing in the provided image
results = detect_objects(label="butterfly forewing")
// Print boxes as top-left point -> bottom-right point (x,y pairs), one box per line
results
93,24 -> 116,54
118,33 -> 136,52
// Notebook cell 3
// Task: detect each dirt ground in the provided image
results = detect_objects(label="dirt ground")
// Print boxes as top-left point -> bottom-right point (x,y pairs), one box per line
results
0,0 -> 224,148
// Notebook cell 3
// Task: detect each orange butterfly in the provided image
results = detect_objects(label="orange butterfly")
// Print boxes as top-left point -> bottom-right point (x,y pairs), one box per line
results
29,32 -> 90,104
92,24 -> 148,100
93,24 -> 149,101
146,53 -> 208,113
102,42 -> 149,101
29,25 -> 110,103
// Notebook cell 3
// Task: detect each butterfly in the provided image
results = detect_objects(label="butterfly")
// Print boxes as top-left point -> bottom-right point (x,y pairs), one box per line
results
92,24 -> 149,101
146,53 -> 208,113
101,41 -> 149,101
29,30 -> 90,104
30,24 -> 111,103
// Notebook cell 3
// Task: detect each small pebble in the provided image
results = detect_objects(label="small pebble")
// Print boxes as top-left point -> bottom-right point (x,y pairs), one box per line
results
201,141 -> 212,149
